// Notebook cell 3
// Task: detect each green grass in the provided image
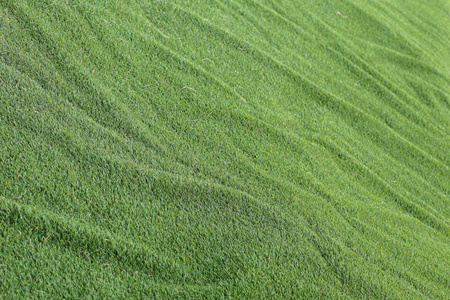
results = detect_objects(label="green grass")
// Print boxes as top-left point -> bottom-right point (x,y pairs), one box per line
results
0,0 -> 449,298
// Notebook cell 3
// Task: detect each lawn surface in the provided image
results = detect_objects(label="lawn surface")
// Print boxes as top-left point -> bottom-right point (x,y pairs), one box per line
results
1,0 -> 449,298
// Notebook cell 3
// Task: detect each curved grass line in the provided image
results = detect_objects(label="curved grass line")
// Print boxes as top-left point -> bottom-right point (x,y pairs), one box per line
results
2,3 -> 203,173
150,1 -> 449,174
110,1 -> 450,175
227,0 -> 448,141
347,0 -> 449,65
71,0 -> 447,180
344,217 -> 447,298
325,41 -> 448,137
0,51 -> 180,174
222,131 -> 447,298
347,35 -> 450,112
0,197 -> 192,285
183,100 -> 448,234
311,136 -> 449,235
199,96 -> 449,222
6,0 -> 449,216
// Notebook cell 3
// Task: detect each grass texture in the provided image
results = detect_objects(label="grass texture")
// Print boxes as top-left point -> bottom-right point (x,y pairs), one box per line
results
0,0 -> 449,298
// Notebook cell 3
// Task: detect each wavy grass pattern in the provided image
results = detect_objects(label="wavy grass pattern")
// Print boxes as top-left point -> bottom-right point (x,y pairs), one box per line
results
1,0 -> 449,298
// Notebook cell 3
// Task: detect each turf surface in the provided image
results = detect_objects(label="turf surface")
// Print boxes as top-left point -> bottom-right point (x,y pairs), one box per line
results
0,0 -> 449,298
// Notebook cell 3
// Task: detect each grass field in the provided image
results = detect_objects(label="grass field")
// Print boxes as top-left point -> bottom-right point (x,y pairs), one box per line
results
0,0 -> 449,298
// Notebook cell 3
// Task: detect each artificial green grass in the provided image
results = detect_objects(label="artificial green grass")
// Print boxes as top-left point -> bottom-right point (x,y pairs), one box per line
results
0,0 -> 449,298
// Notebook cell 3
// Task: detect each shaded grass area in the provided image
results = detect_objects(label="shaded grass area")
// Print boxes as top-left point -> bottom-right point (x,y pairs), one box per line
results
0,0 -> 449,298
